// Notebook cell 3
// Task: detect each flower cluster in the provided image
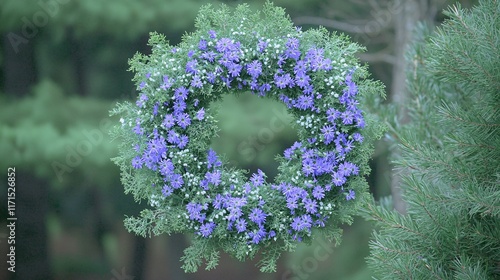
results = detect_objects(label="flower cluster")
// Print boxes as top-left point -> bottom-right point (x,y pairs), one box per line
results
114,3 -> 381,273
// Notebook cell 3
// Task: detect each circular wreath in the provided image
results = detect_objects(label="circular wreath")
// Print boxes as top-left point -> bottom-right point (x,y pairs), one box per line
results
112,3 -> 383,273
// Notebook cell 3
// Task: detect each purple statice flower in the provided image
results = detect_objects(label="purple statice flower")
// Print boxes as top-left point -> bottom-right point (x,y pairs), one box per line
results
201,51 -> 217,62
132,156 -> 143,169
162,185 -> 173,197
250,169 -> 265,187
198,39 -> 207,50
291,214 -> 312,232
162,114 -> 175,129
177,135 -> 189,149
207,148 -> 221,169
312,186 -> 325,200
235,218 -> 247,233
185,59 -> 198,74
295,94 -> 314,110
303,198 -> 318,214
257,39 -> 268,52
326,108 -> 341,123
198,222 -> 216,237
170,173 -> 184,189
205,170 -> 221,186
136,94 -> 148,108
174,87 -> 189,101
247,60 -> 262,78
352,132 -> 364,143
321,125 -> 336,144
195,108 -> 205,120
346,189 -> 356,201
249,208 -> 267,225
176,113 -> 191,129
173,100 -> 186,114
332,171 -> 346,187
208,30 -> 216,39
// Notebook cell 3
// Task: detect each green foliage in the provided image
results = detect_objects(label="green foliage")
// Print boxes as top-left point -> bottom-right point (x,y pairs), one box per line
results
113,2 -> 385,273
0,79 -> 118,186
365,1 -> 500,279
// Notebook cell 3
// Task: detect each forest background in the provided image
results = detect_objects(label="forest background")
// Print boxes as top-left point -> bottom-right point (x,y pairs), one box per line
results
0,0 -> 480,279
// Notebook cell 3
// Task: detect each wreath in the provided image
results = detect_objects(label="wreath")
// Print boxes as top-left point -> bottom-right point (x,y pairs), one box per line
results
111,2 -> 384,272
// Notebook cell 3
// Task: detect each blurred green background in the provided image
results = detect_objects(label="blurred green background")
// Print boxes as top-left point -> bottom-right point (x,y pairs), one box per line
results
0,0 -> 477,279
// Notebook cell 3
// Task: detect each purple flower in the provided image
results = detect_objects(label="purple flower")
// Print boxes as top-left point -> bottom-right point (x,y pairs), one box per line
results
332,171 -> 346,187
161,75 -> 173,90
274,73 -> 293,89
163,114 -> 175,129
208,30 -> 216,39
312,186 -> 325,200
247,60 -> 262,78
201,51 -> 217,62
295,73 -> 310,89
205,170 -> 221,186
191,75 -> 203,88
133,122 -> 144,135
257,39 -> 268,52
207,148 -> 221,169
199,222 -> 216,237
249,208 -> 267,225
216,38 -> 235,53
250,169 -> 265,187
353,132 -> 364,142
176,113 -> 191,129
186,59 -> 198,74
177,135 -> 189,149
321,125 -> 336,144
159,161 -> 174,181
132,156 -> 143,169
198,39 -> 207,50
346,189 -> 355,201
303,198 -> 318,214
341,110 -> 354,125
236,218 -> 247,233
167,130 -> 180,144
136,94 -> 148,108
196,108 -> 205,120
295,94 -> 314,110
170,173 -> 184,189
291,215 -> 312,232
162,185 -> 173,197
227,63 -> 242,77
327,108 -> 341,123
173,100 -> 186,114
186,202 -> 204,222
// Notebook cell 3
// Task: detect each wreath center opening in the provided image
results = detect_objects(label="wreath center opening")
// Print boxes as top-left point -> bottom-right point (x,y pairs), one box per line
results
210,93 -> 298,181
